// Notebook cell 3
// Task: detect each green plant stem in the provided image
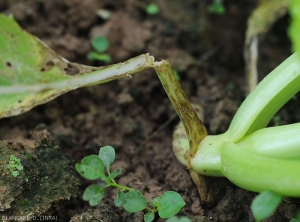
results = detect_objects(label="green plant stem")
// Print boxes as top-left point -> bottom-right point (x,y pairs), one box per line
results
147,206 -> 158,214
107,169 -> 117,184
106,181 -> 133,191
191,134 -> 226,176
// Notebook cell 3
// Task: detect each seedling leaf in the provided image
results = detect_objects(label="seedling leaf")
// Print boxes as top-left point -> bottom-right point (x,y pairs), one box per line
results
75,155 -> 105,180
144,212 -> 155,222
107,168 -> 122,181
12,171 -> 19,177
83,184 -> 105,206
208,0 -> 225,15
91,36 -> 109,53
87,51 -> 111,63
83,184 -> 104,207
158,191 -> 186,218
165,217 -> 179,222
145,3 -> 160,15
7,155 -> 23,177
178,217 -> 191,222
295,212 -> 300,221
123,190 -> 147,213
165,216 -> 191,222
251,190 -> 282,221
82,184 -> 104,201
114,190 -> 127,207
15,165 -> 23,170
151,196 -> 161,207
99,145 -> 115,169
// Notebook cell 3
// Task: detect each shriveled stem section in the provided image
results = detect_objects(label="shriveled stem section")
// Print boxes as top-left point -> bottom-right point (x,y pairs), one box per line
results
154,60 -> 207,156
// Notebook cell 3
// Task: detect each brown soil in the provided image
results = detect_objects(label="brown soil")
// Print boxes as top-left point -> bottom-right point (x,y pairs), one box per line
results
0,0 -> 299,221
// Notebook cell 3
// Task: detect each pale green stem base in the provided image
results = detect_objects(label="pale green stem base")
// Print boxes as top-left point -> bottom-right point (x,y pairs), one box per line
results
187,53 -> 300,197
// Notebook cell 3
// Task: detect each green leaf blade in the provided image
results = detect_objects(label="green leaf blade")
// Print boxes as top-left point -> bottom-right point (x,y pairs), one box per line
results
165,216 -> 191,222
158,191 -> 185,218
91,36 -> 109,53
178,217 -> 191,222
145,3 -> 160,15
208,0 -> 226,15
107,168 -> 122,181
151,196 -> 161,207
99,145 -> 115,169
12,171 -> 19,177
123,190 -> 147,213
87,52 -> 111,63
83,184 -> 102,200
114,190 -> 127,207
251,190 -> 282,221
75,155 -> 105,180
144,212 -> 155,222
83,184 -> 105,207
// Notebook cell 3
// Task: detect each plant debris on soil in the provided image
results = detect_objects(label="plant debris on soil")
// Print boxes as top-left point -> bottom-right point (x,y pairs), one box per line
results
0,0 -> 299,221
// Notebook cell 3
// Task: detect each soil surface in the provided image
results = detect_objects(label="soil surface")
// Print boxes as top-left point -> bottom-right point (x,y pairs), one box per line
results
0,0 -> 299,221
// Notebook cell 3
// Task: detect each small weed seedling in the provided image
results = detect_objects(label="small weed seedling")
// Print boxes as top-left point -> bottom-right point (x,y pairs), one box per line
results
208,0 -> 225,15
87,36 -> 111,63
250,190 -> 282,221
96,9 -> 112,20
6,155 -> 23,177
76,146 -> 186,222
165,216 -> 191,222
290,212 -> 300,222
145,3 -> 160,15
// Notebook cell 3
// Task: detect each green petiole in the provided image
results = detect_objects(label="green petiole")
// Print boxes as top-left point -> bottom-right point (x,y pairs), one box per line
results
227,53 -> 300,142
105,181 -> 133,191
237,122 -> 300,159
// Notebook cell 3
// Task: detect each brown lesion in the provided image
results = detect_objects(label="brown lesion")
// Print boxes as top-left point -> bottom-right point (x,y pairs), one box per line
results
155,60 -> 213,204
5,61 -> 12,67
63,63 -> 80,76
37,42 -> 96,76
40,60 -> 54,72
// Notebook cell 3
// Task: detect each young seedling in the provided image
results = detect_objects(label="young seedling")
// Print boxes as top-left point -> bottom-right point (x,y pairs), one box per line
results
96,9 -> 112,20
145,3 -> 160,15
87,36 -> 111,63
207,0 -> 225,15
6,155 -> 23,177
76,146 -> 186,222
291,212 -> 300,222
250,190 -> 282,221
165,216 -> 191,222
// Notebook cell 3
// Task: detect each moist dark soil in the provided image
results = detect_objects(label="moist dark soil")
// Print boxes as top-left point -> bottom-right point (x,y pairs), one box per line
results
0,0 -> 299,221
